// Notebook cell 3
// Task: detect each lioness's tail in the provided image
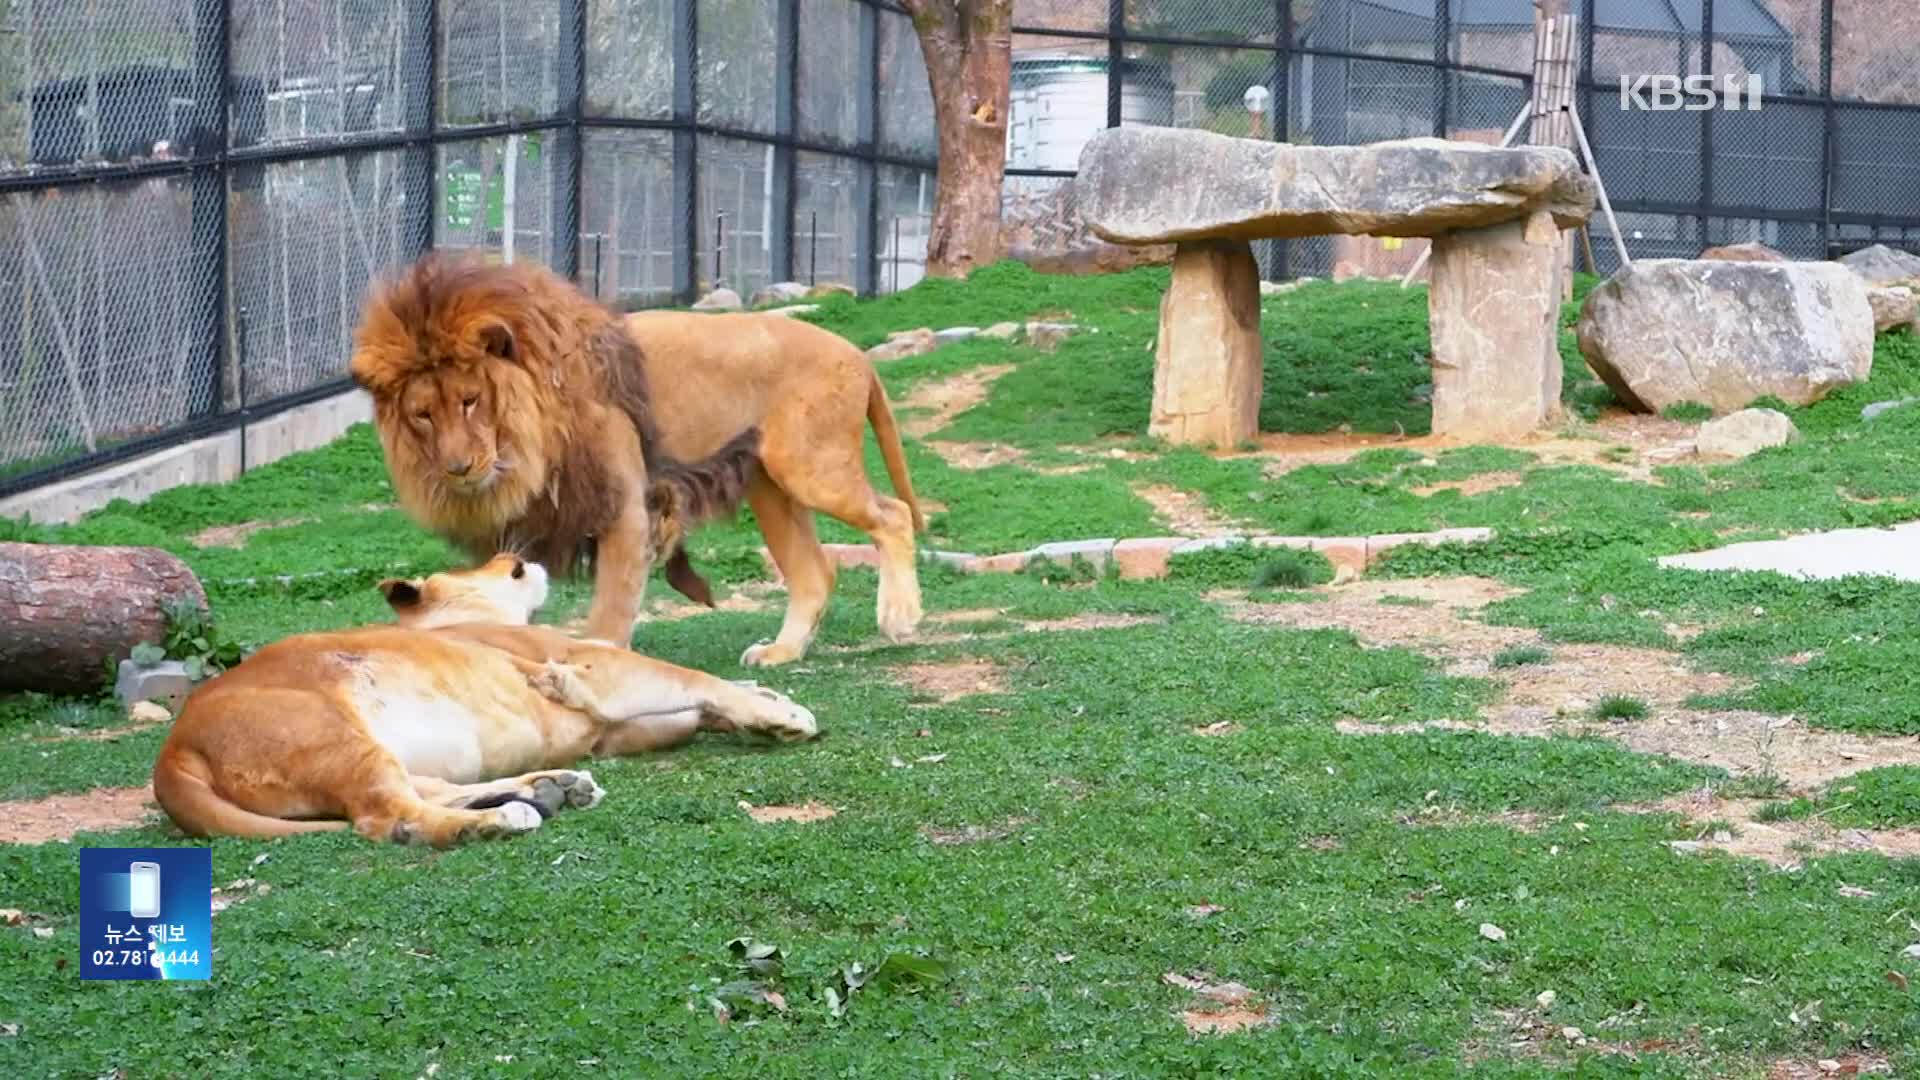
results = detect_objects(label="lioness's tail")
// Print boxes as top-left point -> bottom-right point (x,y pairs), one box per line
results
152,749 -> 349,841
866,373 -> 926,533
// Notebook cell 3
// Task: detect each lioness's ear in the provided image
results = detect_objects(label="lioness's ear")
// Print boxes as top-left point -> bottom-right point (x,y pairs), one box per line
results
378,578 -> 423,610
478,321 -> 516,363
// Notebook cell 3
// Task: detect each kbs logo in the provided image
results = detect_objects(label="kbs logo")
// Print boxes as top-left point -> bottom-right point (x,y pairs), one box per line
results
1619,74 -> 1764,112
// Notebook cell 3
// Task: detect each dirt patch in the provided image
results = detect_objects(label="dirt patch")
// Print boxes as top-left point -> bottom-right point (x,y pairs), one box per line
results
1019,613 -> 1160,633
892,659 -> 1009,704
190,517 -> 311,549
1620,788 -> 1920,869
922,816 -> 1031,845
1766,1054 -> 1894,1079
1191,721 -> 1242,737
1135,484 -> 1248,537
925,440 -> 1030,471
1409,472 -> 1527,498
899,364 -> 1014,438
1463,1003 -> 1691,1068
0,786 -> 159,845
1233,411 -> 1697,484
742,801 -> 837,824
1399,807 -> 1555,832
926,608 -> 1007,628
1219,576 -> 1532,660
1164,972 -> 1272,1035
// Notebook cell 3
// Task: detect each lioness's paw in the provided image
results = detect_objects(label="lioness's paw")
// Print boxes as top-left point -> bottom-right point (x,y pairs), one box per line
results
492,801 -> 545,834
740,640 -> 804,668
876,588 -> 924,643
560,769 -> 605,809
531,661 -> 598,712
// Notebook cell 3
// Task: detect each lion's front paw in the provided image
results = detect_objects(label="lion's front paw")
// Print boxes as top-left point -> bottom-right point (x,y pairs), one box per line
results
740,640 -> 804,668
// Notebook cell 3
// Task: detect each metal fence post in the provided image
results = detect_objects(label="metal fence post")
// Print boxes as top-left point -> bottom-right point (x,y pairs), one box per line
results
1699,0 -> 1714,251
402,0 -> 436,257
189,0 -> 228,416
1433,0 -> 1451,138
556,0 -> 586,281
672,0 -> 699,302
771,0 -> 799,284
1819,0 -> 1836,257
1106,0 -> 1124,128
854,1 -> 879,296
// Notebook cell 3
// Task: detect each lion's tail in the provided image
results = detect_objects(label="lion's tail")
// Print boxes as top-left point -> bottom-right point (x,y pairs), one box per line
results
866,373 -> 926,534
152,747 -> 350,841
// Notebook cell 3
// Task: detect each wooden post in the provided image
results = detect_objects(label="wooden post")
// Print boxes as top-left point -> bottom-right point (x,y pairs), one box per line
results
1530,1 -> 1578,299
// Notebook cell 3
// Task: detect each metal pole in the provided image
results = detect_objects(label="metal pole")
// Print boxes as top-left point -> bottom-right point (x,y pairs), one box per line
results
1819,0 -> 1836,257
1698,0 -> 1714,252
402,0 -> 435,256
892,215 -> 900,293
771,0 -> 798,282
1565,101 -> 1633,269
191,0 -> 229,418
672,0 -> 698,302
557,0 -> 585,280
714,212 -> 725,290
810,210 -> 818,285
854,2 -> 878,296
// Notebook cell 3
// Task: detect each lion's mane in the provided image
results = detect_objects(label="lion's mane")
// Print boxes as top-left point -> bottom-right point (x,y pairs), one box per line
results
349,252 -> 751,595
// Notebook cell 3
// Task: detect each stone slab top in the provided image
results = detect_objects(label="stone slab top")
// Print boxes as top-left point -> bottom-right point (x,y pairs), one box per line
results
1076,126 -> 1597,246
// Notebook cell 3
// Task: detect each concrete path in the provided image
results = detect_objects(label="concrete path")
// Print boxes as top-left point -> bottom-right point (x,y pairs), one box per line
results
1658,522 -> 1920,583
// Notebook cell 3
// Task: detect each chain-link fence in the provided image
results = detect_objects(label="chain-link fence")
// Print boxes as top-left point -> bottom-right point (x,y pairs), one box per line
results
1007,0 -> 1920,277
0,0 -> 935,495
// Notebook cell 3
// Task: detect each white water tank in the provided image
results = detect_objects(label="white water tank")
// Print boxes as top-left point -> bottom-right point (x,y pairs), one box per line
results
1006,52 -> 1175,172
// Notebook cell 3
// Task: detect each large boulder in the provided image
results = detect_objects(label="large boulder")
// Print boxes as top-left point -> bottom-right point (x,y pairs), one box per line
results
1839,243 -> 1920,287
1075,127 -> 1595,246
1575,260 -> 1875,414
1699,242 -> 1787,262
1869,286 -> 1916,334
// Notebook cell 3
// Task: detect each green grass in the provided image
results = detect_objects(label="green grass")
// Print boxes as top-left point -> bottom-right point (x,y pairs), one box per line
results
1593,695 -> 1651,722
4,263 -> 1920,1077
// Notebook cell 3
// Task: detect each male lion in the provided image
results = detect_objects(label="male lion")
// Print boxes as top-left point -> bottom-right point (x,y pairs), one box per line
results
150,554 -> 820,848
348,251 -> 926,666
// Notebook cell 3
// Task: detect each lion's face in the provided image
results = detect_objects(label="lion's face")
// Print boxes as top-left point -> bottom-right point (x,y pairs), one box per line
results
395,363 -> 512,496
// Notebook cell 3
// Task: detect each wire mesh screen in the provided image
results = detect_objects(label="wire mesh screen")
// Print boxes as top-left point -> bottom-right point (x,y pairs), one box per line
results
584,0 -> 673,119
797,0 -> 862,149
876,163 -> 933,294
792,151 -> 863,290
1830,0 -> 1920,106
0,177 -> 210,475
230,0 -> 412,147
10,1 -> 201,167
579,128 -> 676,308
877,9 -> 936,160
694,135 -> 777,299
696,0 -> 778,134
440,0 -> 562,127
1129,0 -> 1279,46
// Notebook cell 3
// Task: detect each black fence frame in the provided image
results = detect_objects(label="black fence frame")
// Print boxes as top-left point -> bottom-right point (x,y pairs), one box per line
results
0,0 -> 934,501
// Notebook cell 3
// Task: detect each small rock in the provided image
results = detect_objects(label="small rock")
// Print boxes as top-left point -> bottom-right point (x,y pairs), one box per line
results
748,281 -> 810,307
1862,397 -> 1916,421
865,328 -> 938,363
30,927 -> 52,940
128,700 -> 171,725
1670,840 -> 1704,855
1712,829 -> 1733,843
1479,923 -> 1507,942
115,659 -> 194,714
980,321 -> 1021,340
691,287 -> 743,312
762,303 -> 820,319
934,327 -> 979,346
1694,407 -> 1799,461
804,282 -> 856,299
1536,990 -> 1556,1011
1560,1026 -> 1585,1042
1901,943 -> 1920,959
1025,321 -> 1076,352
0,1023 -> 16,1037
1816,1060 -> 1843,1074
1259,280 -> 1304,296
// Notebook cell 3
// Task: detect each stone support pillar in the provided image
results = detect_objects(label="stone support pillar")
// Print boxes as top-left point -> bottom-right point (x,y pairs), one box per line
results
1428,210 -> 1564,440
1149,240 -> 1263,448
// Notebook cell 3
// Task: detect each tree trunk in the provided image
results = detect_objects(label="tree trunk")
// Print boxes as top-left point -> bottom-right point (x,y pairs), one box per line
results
0,543 -> 208,696
906,1 -> 1012,279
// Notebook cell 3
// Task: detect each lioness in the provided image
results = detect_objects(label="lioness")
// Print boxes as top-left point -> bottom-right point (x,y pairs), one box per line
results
348,252 -> 926,668
150,554 -> 819,847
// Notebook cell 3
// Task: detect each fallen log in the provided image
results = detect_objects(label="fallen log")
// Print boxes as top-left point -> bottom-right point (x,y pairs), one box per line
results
0,542 -> 208,696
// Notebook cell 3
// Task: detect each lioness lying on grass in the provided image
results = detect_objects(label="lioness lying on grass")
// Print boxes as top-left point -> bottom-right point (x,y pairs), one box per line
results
151,554 -> 818,848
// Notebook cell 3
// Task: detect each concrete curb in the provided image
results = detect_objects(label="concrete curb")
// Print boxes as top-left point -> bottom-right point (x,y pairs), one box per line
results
758,528 -> 1493,583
